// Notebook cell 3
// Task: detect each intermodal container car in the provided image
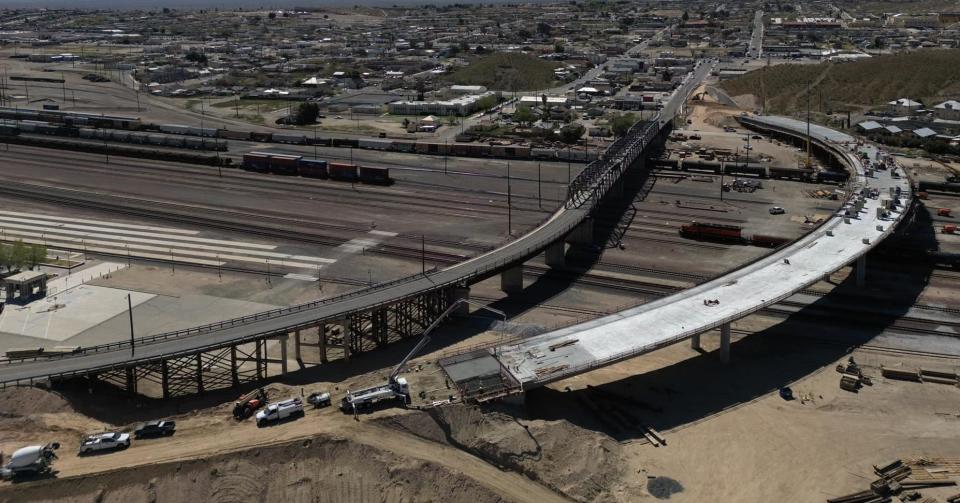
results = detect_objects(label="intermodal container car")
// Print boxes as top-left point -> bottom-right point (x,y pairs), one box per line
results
328,162 -> 359,181
297,158 -> 328,179
243,152 -> 272,172
267,154 -> 302,175
358,166 -> 391,185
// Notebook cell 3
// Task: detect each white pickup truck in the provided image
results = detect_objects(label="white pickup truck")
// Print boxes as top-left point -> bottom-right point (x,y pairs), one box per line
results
255,398 -> 304,427
79,432 -> 130,455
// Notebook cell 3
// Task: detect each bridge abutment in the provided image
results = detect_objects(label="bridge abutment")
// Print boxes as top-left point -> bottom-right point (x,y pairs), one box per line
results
500,266 -> 524,294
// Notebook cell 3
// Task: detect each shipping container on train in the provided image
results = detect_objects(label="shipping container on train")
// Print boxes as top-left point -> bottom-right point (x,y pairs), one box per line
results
328,162 -> 359,181
267,153 -> 302,175
358,166 -> 392,185
297,158 -> 328,179
242,152 -> 272,172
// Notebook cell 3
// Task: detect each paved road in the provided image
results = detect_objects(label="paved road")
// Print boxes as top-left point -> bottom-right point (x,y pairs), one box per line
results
0,53 -> 714,387
748,10 -> 764,59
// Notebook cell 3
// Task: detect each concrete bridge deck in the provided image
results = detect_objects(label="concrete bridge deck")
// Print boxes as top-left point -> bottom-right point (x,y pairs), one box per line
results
470,116 -> 912,390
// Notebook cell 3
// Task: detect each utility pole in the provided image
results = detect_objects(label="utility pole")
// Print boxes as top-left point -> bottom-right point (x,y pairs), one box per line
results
506,161 -> 512,236
421,234 -> 425,274
537,162 -> 542,209
128,294 -> 135,356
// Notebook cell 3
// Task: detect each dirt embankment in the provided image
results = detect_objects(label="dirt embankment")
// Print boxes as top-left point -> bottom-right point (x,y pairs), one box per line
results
379,404 -> 645,502
1,434 -> 509,503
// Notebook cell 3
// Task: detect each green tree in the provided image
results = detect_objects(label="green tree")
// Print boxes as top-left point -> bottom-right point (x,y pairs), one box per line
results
28,244 -> 47,269
559,123 -> 585,144
294,102 -> 320,125
0,243 -> 10,272
612,113 -> 637,137
9,240 -> 28,272
514,105 -> 537,125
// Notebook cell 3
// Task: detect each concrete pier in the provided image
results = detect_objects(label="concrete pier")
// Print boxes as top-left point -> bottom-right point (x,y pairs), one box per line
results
545,242 -> 566,269
500,266 -> 524,294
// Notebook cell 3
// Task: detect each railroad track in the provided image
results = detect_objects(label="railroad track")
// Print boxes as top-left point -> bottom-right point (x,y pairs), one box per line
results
0,180 -> 476,265
0,147 -> 550,218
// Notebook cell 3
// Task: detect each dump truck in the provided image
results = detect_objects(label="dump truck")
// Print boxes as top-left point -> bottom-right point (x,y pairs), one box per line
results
255,398 -> 304,427
232,388 -> 267,420
1,443 -> 59,479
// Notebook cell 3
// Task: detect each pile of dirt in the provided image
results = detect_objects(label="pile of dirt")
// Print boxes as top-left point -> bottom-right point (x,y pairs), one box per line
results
0,388 -> 72,417
381,405 -> 643,502
2,433 -> 508,503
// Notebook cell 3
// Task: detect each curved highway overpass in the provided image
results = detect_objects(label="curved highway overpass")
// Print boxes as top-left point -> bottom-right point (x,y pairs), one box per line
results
457,115 -> 913,395
0,62 -> 714,390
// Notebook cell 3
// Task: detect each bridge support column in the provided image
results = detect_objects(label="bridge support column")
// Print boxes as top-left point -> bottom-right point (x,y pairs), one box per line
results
719,323 -> 731,364
294,330 -> 304,369
545,242 -> 566,269
855,256 -> 866,288
125,367 -> 137,394
691,333 -> 701,350
319,324 -> 328,363
230,346 -> 240,387
500,266 -> 524,294
566,218 -> 594,246
343,324 -> 352,361
277,334 -> 289,375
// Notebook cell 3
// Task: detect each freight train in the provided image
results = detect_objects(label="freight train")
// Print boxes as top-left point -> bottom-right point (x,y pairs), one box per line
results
680,221 -> 745,243
0,107 -> 597,161
242,152 -> 391,185
0,120 -> 227,151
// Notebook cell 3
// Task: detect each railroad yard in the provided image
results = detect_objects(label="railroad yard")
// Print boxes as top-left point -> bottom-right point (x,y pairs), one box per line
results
1,4 -> 960,503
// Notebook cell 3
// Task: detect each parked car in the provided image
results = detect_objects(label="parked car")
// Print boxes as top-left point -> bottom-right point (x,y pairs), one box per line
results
79,432 -> 130,454
133,420 -> 176,439
769,206 -> 786,215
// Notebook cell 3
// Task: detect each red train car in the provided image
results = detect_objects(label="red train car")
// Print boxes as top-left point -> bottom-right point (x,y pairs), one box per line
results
328,162 -> 359,182
679,221 -> 744,243
750,234 -> 790,248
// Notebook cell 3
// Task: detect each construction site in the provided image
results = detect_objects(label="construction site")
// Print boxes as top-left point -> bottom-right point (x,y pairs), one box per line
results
1,8 -> 960,503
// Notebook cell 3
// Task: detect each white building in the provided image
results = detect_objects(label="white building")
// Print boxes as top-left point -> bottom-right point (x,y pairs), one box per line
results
934,100 -> 960,120
388,92 -> 495,116
888,98 -> 923,115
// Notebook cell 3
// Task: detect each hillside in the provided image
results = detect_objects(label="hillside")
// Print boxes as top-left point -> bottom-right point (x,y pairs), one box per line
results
719,49 -> 960,114
447,52 -> 562,92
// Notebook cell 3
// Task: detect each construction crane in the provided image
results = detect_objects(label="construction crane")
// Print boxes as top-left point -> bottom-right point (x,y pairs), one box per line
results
340,299 -> 506,413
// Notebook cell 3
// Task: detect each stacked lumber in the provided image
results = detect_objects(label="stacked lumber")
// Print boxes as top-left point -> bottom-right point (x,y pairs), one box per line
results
881,366 -> 922,382
828,459 -> 959,503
